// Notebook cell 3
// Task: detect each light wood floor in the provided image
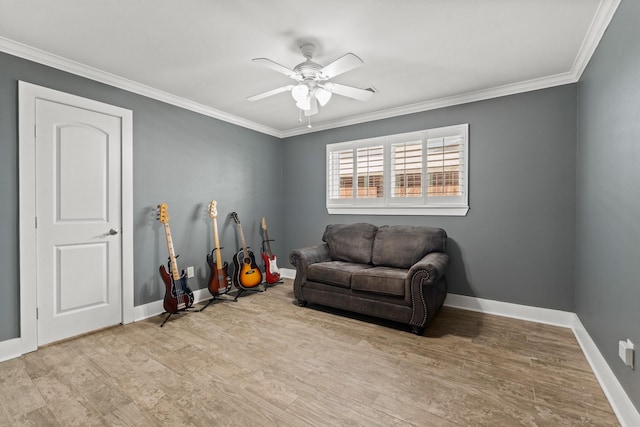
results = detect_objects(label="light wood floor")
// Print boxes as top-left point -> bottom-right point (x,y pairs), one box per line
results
0,279 -> 618,426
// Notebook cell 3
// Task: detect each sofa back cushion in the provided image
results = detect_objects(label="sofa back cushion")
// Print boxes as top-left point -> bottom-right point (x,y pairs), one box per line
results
371,225 -> 447,269
322,223 -> 378,264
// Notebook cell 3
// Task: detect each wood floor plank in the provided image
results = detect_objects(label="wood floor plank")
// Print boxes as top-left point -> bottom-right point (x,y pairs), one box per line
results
0,279 -> 619,426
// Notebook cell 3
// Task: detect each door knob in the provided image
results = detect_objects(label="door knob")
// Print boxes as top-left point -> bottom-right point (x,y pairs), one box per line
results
108,228 -> 119,235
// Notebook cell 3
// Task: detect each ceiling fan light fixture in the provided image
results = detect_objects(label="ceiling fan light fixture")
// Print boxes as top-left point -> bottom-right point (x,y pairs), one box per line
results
315,87 -> 332,107
296,96 -> 311,111
291,84 -> 309,102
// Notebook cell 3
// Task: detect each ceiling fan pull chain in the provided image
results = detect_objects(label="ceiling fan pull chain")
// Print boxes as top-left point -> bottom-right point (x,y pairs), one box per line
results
307,115 -> 312,128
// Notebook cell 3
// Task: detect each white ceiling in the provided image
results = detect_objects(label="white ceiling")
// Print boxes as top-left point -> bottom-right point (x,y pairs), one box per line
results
0,0 -> 619,137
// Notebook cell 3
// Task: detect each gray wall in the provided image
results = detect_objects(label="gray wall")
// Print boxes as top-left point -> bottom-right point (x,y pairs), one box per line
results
576,0 -> 640,410
0,51 -> 283,341
282,85 -> 577,311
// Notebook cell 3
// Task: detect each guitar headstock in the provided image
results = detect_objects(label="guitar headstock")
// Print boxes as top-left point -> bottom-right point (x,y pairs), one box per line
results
157,203 -> 170,224
261,217 -> 267,231
208,200 -> 217,219
230,212 -> 240,224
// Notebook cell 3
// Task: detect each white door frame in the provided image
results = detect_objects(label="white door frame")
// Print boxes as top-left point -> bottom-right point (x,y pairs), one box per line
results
18,81 -> 134,353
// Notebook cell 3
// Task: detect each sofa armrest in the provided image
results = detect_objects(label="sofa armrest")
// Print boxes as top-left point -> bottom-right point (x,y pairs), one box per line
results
407,252 -> 450,328
289,243 -> 331,299
408,252 -> 449,285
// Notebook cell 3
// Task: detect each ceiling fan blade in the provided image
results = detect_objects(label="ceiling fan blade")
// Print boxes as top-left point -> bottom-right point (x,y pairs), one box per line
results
322,82 -> 375,102
252,58 -> 300,80
247,85 -> 294,101
319,53 -> 364,79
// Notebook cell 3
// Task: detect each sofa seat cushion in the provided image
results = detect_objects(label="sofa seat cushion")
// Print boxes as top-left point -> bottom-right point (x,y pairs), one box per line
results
307,261 -> 374,289
372,225 -> 447,269
322,223 -> 378,264
351,266 -> 407,297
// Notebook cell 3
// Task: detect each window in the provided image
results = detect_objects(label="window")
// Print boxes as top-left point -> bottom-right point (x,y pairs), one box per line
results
326,124 -> 468,216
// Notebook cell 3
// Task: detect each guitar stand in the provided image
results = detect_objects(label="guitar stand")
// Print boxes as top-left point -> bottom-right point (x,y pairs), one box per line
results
232,285 -> 264,301
160,308 -> 196,327
198,293 -> 236,312
263,279 -> 284,288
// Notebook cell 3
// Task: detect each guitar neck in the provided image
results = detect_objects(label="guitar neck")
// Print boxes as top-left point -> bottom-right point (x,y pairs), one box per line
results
263,228 -> 273,256
212,216 -> 223,266
163,223 -> 180,281
237,223 -> 249,254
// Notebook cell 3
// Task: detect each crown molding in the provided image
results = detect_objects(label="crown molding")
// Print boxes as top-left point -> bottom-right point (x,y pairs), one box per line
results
280,71 -> 578,138
0,36 -> 282,138
571,0 -> 621,79
0,0 -> 619,140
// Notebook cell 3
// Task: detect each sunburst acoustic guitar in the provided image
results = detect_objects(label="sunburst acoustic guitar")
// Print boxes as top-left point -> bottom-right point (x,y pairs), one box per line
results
230,212 -> 263,291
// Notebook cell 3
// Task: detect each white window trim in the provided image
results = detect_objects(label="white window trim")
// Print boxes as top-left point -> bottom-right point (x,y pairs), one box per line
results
326,124 -> 469,216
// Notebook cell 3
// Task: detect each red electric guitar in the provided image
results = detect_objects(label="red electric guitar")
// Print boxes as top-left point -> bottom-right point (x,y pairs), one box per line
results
261,217 -> 281,284
157,203 -> 194,316
206,200 -> 232,296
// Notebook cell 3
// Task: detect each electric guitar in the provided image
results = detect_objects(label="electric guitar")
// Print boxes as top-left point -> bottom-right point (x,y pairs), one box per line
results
206,200 -> 232,296
157,203 -> 194,313
261,217 -> 281,284
230,212 -> 263,289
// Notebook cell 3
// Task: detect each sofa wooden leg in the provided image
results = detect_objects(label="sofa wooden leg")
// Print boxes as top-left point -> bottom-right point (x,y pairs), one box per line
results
297,299 -> 308,307
411,325 -> 424,336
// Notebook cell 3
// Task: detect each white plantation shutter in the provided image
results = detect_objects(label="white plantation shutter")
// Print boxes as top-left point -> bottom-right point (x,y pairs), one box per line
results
427,136 -> 465,197
356,145 -> 384,199
391,139 -> 423,198
328,148 -> 353,200
326,124 -> 468,215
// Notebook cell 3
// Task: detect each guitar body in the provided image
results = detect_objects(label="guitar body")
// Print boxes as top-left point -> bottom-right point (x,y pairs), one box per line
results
260,216 -> 280,285
159,264 -> 194,314
206,249 -> 232,296
233,249 -> 263,289
262,252 -> 281,284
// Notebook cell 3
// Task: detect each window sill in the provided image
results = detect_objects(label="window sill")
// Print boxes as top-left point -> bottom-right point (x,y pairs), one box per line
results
326,206 -> 469,216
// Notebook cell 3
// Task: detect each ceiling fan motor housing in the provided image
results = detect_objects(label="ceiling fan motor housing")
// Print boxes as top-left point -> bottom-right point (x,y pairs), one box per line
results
294,43 -> 327,81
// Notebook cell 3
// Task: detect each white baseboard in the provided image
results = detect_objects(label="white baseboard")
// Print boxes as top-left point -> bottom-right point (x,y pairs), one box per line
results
571,316 -> 640,427
0,338 -> 22,362
443,293 -> 576,327
445,293 -> 639,427
279,267 -> 296,279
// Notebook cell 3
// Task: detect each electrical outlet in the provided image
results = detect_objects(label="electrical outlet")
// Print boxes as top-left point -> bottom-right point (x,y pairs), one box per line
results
186,266 -> 195,278
619,339 -> 634,369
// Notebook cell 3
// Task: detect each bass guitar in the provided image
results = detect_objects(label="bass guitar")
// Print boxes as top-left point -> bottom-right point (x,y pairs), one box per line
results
261,217 -> 281,284
230,212 -> 263,289
206,200 -> 232,296
157,203 -> 194,316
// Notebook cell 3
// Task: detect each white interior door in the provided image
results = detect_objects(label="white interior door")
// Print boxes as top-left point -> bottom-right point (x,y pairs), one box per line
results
35,99 -> 123,345
19,81 -> 134,354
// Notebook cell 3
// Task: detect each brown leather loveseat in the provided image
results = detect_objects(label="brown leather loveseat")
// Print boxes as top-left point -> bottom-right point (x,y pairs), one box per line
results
289,223 -> 449,335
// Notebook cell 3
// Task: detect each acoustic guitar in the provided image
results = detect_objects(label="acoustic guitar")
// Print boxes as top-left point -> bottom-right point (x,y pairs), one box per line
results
206,200 -> 232,296
157,203 -> 194,314
261,217 -> 281,284
230,212 -> 263,289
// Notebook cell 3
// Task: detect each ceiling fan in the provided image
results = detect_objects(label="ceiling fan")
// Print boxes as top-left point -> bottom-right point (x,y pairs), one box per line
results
247,43 -> 376,121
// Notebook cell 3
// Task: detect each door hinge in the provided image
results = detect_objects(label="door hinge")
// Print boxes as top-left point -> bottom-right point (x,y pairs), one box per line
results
35,216 -> 37,229
36,307 -> 39,319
